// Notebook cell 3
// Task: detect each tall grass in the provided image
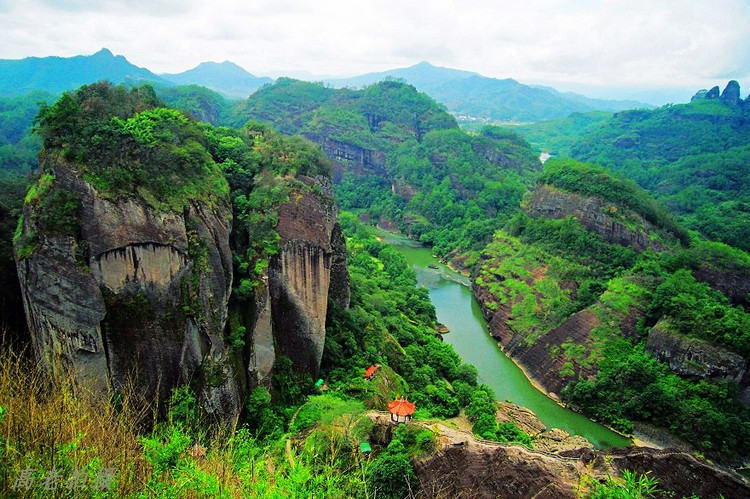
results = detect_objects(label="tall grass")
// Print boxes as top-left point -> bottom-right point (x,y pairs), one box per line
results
0,339 -> 374,497
0,341 -> 151,496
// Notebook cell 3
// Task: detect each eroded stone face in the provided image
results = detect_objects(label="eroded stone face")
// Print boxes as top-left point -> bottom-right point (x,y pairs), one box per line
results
646,322 -> 748,383
93,244 -> 187,292
267,177 -> 339,377
17,162 -> 350,421
527,184 -> 667,252
15,159 -> 239,422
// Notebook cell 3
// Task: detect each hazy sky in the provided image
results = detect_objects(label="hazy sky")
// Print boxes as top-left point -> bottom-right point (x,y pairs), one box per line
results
1,0 -> 748,103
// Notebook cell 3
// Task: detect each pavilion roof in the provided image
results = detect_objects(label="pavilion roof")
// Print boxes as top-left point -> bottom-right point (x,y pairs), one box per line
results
388,398 -> 416,416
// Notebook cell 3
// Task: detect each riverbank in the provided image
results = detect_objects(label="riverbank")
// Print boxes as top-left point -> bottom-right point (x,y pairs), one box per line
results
496,334 -> 637,445
373,226 -> 631,448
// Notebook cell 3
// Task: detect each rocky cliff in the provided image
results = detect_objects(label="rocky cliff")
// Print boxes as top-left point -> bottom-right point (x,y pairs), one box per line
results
394,414 -> 750,499
305,133 -> 387,183
16,160 -> 350,420
16,155 -> 240,420
646,321 -> 750,402
247,175 -> 347,382
527,184 -> 668,252
473,261 -> 643,397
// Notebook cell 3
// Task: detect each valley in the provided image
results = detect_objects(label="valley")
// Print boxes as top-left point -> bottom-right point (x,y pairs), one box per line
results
376,228 -> 631,449
0,50 -> 748,497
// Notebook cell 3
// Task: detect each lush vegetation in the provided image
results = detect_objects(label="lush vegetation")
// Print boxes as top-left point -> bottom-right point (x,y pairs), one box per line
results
324,213 -> 531,442
230,78 -> 542,263
0,210 -> 537,497
538,158 -> 689,245
156,84 -> 232,125
516,93 -> 750,251
0,91 -> 56,334
34,82 -> 228,211
476,197 -> 750,458
2,68 -> 749,494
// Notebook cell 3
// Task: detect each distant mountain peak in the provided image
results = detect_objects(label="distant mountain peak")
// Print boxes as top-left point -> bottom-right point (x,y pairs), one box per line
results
159,61 -> 272,99
0,49 -> 163,97
92,48 -> 114,57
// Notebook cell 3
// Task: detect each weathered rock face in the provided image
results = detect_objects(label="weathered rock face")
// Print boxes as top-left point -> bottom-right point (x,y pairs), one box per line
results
247,281 -> 275,385
16,157 -> 240,421
692,263 -> 750,309
304,134 -> 387,182
413,433 -> 750,499
267,175 -> 343,377
527,184 -> 668,251
415,444 -> 580,498
720,80 -> 742,106
646,322 -> 749,400
602,447 -> 750,499
328,221 -> 350,309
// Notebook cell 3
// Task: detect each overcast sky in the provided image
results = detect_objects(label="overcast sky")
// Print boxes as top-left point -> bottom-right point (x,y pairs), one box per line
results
1,0 -> 748,103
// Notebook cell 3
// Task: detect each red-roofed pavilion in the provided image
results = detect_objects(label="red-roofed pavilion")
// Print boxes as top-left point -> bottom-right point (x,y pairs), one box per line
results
363,365 -> 379,380
388,398 -> 416,423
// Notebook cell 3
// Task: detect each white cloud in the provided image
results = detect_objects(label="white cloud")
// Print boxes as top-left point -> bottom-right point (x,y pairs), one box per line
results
0,0 -> 748,99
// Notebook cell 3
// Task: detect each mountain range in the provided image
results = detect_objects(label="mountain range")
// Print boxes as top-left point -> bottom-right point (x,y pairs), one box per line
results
0,49 -> 651,123
326,61 -> 650,122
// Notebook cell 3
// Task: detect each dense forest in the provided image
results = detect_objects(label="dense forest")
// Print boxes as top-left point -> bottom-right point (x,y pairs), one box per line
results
517,83 -> 750,251
0,82 -> 543,497
231,78 -> 541,264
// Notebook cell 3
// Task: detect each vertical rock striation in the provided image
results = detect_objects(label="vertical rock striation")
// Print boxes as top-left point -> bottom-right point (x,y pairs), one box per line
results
267,175 -> 343,377
16,157 -> 240,421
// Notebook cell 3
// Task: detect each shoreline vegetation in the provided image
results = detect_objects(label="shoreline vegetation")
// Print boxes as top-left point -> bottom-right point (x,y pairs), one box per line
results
373,225 -> 635,445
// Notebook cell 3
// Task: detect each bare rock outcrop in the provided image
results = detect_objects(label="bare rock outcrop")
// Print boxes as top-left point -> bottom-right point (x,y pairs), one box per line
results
646,321 -> 749,402
527,184 -> 667,252
268,175 -> 343,377
16,156 -> 240,421
413,430 -> 750,499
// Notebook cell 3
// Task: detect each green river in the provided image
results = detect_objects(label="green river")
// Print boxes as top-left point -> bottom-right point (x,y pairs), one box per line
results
377,230 -> 631,449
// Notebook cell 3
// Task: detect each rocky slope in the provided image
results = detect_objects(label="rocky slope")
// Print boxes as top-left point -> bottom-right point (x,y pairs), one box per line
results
16,162 -> 348,422
268,176 -> 343,377
527,183 -> 670,252
16,154 -> 240,419
364,412 -> 750,498
646,321 -> 750,403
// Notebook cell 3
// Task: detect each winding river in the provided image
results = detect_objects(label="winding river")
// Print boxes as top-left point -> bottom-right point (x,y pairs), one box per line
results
377,230 -> 631,449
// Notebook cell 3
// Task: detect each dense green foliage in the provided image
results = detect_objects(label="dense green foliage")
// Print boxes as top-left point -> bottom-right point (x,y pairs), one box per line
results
0,91 -> 52,177
233,78 -> 542,261
321,214 -> 533,448
34,82 -> 228,211
324,213 -> 462,418
513,111 -> 613,156
586,469 -> 662,499
201,120 -> 332,305
230,78 -> 338,133
472,154 -> 750,459
538,159 -> 689,245
564,340 -> 750,456
478,219 -> 750,457
156,84 -> 232,125
517,94 -> 750,251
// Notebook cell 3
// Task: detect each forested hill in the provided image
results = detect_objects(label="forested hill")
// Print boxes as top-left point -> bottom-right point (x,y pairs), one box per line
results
473,158 -> 750,461
0,49 -> 165,97
232,78 -> 541,263
325,61 -> 649,123
517,80 -> 750,252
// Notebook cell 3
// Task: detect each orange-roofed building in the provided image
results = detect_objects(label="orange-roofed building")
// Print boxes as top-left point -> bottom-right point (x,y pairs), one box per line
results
388,398 -> 416,423
364,365 -> 379,380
